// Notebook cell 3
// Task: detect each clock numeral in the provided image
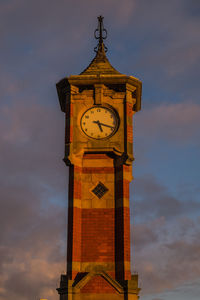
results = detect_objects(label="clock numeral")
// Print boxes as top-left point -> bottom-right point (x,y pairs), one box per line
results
83,122 -> 86,125
91,111 -> 94,114
97,109 -> 101,112
85,129 -> 88,132
110,115 -> 113,118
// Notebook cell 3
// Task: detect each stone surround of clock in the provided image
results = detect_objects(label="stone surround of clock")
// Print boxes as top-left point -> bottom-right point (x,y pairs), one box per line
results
56,16 -> 142,300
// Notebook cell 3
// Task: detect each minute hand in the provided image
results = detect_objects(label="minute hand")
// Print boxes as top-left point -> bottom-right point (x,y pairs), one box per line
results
99,122 -> 115,129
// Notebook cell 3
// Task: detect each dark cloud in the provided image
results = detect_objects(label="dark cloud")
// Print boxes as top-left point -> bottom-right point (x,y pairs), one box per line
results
130,174 -> 200,296
183,0 -> 200,18
118,0 -> 200,102
0,176 -> 66,300
0,100 -> 66,189
0,186 -> 65,300
131,175 -> 182,220
131,174 -> 200,224
134,102 -> 200,146
0,100 -> 67,299
131,216 -> 200,295
132,223 -> 158,251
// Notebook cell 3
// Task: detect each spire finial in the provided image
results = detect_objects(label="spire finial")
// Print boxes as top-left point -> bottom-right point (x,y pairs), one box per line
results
94,15 -> 108,53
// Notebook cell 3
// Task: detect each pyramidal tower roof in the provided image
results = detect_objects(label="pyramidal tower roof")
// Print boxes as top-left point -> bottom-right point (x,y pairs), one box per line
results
56,16 -> 142,113
80,16 -> 120,75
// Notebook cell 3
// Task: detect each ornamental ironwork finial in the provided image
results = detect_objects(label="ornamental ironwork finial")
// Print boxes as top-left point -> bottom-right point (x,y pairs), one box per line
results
94,15 -> 108,53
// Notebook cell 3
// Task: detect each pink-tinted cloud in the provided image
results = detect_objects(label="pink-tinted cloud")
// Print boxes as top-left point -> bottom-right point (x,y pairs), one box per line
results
0,182 -> 65,300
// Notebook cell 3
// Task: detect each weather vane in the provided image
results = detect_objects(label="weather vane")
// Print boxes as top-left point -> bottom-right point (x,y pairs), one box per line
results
94,15 -> 108,53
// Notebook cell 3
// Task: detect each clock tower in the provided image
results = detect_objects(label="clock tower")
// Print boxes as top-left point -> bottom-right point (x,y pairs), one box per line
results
56,16 -> 142,300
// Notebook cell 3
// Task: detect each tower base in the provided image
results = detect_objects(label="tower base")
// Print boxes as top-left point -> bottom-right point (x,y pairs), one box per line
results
57,272 -> 140,300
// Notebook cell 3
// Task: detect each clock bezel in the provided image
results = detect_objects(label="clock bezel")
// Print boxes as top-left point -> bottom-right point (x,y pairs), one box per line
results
80,105 -> 120,140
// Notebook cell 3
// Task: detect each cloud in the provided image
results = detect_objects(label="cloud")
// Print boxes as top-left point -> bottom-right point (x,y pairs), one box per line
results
112,0 -> 200,102
0,168 -> 66,300
0,99 -> 67,300
135,101 -> 200,146
0,183 -> 66,300
132,222 -> 159,251
130,174 -> 200,295
132,175 -> 182,220
0,1 -> 199,299
131,216 -> 200,294
0,100 -> 66,189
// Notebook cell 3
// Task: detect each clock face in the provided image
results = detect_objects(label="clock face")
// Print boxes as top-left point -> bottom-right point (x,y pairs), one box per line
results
80,106 -> 118,139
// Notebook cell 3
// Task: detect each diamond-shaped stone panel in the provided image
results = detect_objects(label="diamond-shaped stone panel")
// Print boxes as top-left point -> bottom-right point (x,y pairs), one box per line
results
92,182 -> 109,199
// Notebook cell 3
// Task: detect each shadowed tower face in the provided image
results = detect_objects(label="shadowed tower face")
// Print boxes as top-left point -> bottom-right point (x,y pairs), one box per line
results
56,16 -> 142,300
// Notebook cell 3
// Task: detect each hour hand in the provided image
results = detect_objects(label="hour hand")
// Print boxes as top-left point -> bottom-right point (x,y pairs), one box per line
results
93,120 -> 103,132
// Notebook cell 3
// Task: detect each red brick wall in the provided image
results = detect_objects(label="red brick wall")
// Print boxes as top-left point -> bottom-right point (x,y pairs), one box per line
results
81,209 -> 115,262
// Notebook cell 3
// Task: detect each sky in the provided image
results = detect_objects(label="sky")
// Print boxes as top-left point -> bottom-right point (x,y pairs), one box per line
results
0,0 -> 200,299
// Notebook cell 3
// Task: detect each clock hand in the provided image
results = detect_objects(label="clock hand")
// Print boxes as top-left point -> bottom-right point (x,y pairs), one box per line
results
93,120 -> 103,132
98,122 -> 115,129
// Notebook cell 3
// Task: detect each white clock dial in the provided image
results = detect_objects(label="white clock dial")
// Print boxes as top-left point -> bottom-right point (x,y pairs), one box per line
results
80,106 -> 118,139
